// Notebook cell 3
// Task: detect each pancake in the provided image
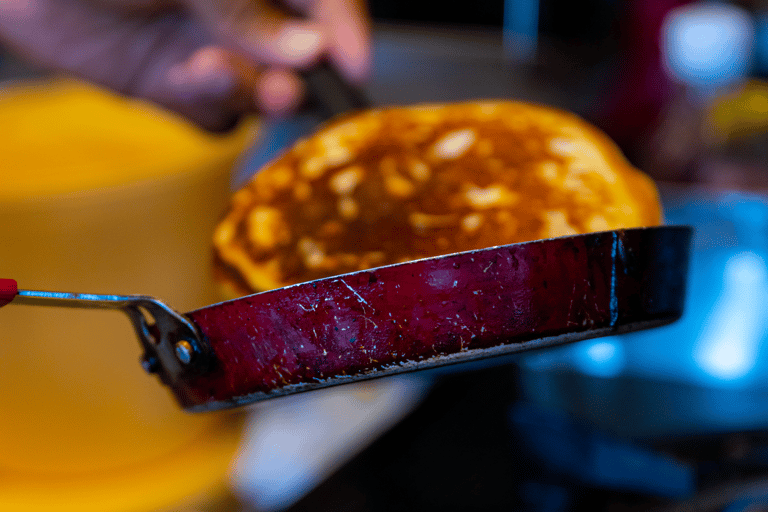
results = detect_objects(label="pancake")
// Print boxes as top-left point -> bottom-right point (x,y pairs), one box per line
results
214,100 -> 662,295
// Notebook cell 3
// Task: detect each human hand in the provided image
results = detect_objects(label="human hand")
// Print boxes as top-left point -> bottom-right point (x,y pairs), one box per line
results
0,0 -> 371,131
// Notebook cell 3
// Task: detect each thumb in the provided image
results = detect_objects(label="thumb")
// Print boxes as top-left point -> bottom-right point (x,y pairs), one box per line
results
183,0 -> 326,68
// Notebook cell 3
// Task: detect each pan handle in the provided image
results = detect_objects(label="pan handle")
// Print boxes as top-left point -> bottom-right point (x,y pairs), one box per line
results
303,61 -> 371,119
1,278 -> 211,384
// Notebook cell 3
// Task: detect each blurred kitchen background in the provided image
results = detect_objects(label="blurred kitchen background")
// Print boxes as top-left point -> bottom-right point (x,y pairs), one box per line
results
6,0 -> 768,511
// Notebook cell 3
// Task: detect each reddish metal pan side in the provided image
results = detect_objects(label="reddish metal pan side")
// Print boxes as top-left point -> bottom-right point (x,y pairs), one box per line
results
175,227 -> 690,411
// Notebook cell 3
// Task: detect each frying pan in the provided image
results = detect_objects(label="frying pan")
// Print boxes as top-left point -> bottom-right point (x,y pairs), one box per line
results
1,226 -> 691,412
1,67 -> 692,411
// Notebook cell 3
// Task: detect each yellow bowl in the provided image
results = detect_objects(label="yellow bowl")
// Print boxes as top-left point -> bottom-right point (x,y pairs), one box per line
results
0,78 -> 257,511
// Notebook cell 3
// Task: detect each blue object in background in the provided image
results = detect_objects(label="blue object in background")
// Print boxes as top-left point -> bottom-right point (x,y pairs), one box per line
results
754,12 -> 768,75
626,191 -> 768,390
510,402 -> 696,498
232,114 -> 320,188
520,189 -> 768,438
504,0 -> 539,61
723,486 -> 768,512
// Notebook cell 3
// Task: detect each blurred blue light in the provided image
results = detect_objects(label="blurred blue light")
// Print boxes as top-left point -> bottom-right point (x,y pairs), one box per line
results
574,339 -> 626,378
693,251 -> 768,383
662,3 -> 754,89
586,341 -> 618,364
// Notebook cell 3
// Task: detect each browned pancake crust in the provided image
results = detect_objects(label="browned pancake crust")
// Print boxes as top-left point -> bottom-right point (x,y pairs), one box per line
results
214,101 -> 661,294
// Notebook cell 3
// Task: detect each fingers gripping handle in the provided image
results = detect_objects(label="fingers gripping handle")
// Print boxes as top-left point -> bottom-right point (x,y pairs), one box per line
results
0,279 -> 18,307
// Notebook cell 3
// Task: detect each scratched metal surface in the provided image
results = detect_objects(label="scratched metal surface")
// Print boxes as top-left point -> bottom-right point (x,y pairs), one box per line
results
173,227 -> 691,411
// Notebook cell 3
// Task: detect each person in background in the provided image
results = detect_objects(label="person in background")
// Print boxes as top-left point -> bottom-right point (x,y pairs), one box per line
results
0,0 -> 371,131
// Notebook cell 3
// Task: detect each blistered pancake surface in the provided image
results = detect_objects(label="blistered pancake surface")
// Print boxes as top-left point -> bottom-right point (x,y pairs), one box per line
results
215,101 -> 661,293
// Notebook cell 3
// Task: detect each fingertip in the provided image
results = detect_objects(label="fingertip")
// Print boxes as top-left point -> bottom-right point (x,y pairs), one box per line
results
164,47 -> 256,131
255,69 -> 304,117
327,13 -> 372,83
169,47 -> 240,101
332,40 -> 371,84
268,21 -> 326,68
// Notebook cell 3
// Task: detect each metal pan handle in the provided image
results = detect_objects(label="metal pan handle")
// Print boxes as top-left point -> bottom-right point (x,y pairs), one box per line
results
1,279 -> 210,385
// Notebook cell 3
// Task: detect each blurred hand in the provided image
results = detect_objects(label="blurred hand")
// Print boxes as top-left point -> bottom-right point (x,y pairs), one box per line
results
0,0 -> 371,130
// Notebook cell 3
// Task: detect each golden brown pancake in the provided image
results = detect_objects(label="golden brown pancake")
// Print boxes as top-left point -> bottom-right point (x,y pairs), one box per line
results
214,101 -> 661,295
